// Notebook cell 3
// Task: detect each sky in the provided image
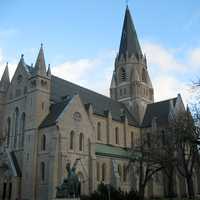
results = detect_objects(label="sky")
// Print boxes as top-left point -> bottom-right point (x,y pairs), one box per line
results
0,0 -> 200,105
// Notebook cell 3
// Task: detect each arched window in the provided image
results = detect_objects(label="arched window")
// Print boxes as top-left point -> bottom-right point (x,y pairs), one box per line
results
120,68 -> 126,81
115,127 -> 119,144
41,162 -> 45,182
161,130 -> 165,145
131,132 -> 134,147
142,68 -> 147,83
79,133 -> 84,151
14,108 -> 19,148
41,134 -> 46,151
118,164 -> 122,180
97,122 -> 101,141
7,117 -> 11,147
21,113 -> 26,148
70,131 -> 74,150
96,162 -> 100,181
123,164 -> 127,182
102,163 -> 106,181
147,132 -> 151,147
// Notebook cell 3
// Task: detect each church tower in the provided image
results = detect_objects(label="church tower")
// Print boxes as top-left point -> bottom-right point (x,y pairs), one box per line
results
110,7 -> 154,124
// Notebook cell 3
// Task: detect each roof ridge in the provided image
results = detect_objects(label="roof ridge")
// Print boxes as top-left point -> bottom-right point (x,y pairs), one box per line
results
149,97 -> 177,105
52,75 -> 126,106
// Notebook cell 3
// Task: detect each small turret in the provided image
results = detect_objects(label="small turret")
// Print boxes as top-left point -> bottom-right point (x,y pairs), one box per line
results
34,44 -> 47,76
47,64 -> 51,77
0,62 -> 10,92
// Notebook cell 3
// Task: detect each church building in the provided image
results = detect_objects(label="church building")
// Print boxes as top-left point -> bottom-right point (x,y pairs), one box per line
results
0,6 -> 199,200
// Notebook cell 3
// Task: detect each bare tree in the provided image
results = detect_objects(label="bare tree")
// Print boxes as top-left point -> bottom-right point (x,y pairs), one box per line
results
129,130 -> 164,200
170,108 -> 200,199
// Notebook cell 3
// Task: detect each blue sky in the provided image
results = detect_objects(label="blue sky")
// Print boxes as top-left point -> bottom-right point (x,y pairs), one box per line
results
0,0 -> 200,104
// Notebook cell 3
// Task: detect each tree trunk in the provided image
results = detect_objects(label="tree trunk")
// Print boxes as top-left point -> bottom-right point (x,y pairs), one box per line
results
186,175 -> 194,199
138,159 -> 145,200
167,168 -> 175,198
168,175 -> 175,198
139,185 -> 145,200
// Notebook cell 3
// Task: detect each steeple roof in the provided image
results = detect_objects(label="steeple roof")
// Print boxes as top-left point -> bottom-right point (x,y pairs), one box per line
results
35,44 -> 46,75
119,6 -> 142,57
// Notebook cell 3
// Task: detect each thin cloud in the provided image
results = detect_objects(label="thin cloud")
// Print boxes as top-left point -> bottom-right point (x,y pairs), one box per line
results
0,42 -> 198,107
153,75 -> 191,105
0,28 -> 19,40
143,42 -> 184,71
188,48 -> 200,68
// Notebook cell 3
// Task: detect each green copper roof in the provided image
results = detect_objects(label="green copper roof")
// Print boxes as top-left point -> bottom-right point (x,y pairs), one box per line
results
119,6 -> 142,57
95,143 -> 141,159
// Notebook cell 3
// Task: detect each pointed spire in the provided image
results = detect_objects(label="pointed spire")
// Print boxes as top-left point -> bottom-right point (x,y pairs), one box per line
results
119,6 -> 142,58
0,62 -> 10,91
47,64 -> 51,77
19,54 -> 25,66
35,43 -> 46,76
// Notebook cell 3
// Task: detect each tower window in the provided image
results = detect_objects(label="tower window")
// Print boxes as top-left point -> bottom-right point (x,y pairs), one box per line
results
120,68 -> 126,82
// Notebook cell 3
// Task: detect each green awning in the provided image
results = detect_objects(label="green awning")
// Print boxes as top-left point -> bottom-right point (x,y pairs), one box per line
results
96,143 -> 132,159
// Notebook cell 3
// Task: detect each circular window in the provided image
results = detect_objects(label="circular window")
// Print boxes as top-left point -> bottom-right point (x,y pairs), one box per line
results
73,112 -> 82,122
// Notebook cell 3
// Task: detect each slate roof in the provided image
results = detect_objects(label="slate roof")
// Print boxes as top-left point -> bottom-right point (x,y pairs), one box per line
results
39,75 -> 138,128
119,6 -> 142,58
25,65 -> 35,75
141,98 -> 177,128
39,98 -> 72,128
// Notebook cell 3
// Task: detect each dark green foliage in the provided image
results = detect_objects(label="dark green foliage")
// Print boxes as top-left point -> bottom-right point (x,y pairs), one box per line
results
80,183 -> 140,200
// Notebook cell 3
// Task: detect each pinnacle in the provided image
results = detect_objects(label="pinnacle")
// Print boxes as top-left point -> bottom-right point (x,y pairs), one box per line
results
35,44 -> 46,75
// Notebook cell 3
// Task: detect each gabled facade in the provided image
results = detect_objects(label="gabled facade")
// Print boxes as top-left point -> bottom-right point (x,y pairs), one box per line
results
0,6 -> 199,200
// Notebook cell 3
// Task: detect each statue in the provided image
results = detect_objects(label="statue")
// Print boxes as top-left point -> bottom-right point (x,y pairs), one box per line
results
56,159 -> 81,198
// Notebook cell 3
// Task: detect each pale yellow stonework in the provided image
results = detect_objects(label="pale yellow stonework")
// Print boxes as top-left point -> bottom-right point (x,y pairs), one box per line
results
0,7 -> 200,200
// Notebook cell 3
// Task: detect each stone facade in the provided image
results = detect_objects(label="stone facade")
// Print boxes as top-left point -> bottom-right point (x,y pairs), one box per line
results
0,6 -> 200,200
